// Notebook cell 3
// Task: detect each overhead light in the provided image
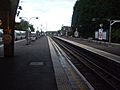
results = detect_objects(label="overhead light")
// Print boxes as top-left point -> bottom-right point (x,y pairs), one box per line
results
18,6 -> 22,10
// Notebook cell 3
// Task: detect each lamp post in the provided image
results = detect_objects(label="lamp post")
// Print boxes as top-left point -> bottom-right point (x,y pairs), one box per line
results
19,16 -> 38,25
109,20 -> 120,45
19,16 -> 38,45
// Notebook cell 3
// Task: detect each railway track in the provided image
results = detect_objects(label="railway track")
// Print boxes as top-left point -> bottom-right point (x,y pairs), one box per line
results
53,37 -> 120,90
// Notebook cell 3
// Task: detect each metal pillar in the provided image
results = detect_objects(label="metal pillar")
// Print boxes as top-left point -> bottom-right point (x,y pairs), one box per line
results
5,12 -> 14,57
0,0 -> 20,57
109,21 -> 112,45
109,20 -> 120,45
0,11 -> 14,57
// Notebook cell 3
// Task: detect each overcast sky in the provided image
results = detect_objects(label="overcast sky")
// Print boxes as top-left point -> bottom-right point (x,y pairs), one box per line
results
16,0 -> 76,32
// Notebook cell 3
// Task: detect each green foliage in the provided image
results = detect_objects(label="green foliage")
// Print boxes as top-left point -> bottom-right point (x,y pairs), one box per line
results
15,20 -> 35,31
29,25 -> 35,32
71,0 -> 120,41
15,19 -> 29,31
112,28 -> 120,43
20,20 -> 29,30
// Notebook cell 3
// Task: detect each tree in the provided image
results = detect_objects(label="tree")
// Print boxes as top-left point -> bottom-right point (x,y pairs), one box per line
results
15,19 -> 29,31
20,19 -> 29,30
29,25 -> 35,32
15,19 -> 35,32
71,0 -> 120,41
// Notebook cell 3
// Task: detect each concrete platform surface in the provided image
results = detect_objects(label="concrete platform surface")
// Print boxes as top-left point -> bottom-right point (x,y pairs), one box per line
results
0,36 -> 58,90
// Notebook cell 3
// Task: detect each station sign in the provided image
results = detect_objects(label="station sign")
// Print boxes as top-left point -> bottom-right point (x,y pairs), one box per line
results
98,28 -> 103,40
95,29 -> 107,40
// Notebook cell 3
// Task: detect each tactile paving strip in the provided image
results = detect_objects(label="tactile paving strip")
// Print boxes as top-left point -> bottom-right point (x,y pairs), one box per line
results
48,37 -> 72,90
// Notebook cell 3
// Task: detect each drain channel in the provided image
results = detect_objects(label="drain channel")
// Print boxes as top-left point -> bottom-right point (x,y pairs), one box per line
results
29,62 -> 44,66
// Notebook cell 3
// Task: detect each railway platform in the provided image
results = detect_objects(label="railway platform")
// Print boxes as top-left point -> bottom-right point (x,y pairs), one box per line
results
62,36 -> 120,56
56,36 -> 120,64
53,36 -> 120,89
0,36 -> 91,90
0,36 -> 58,90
